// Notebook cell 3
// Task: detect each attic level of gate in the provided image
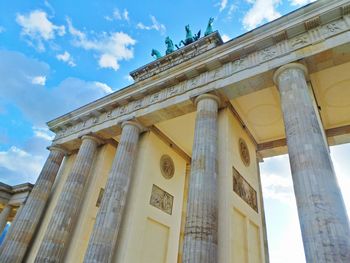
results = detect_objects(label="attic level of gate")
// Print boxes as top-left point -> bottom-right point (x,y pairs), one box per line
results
129,31 -> 223,82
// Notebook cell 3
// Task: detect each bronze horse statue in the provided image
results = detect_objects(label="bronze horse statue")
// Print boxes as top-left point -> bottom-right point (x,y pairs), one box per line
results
165,36 -> 174,55
176,25 -> 201,48
151,49 -> 162,59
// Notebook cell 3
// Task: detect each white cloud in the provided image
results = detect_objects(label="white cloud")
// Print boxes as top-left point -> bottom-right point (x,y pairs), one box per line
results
261,154 -> 306,263
0,146 -> 45,183
112,9 -> 122,20
31,75 -> 46,85
261,155 -> 295,205
331,144 -> 350,213
32,126 -> 54,141
242,0 -> 282,30
0,50 -> 114,125
44,0 -> 55,16
124,75 -> 134,82
67,18 -> 136,71
219,0 -> 228,11
99,54 -> 120,71
105,8 -> 129,22
123,9 -> 129,22
136,15 -> 166,35
261,145 -> 350,263
104,16 -> 113,22
0,51 -> 120,184
269,211 -> 306,263
262,172 -> 294,205
221,34 -> 230,42
290,0 -> 316,6
56,51 -> 76,67
228,3 -> 238,15
16,10 -> 65,51
94,81 -> 113,93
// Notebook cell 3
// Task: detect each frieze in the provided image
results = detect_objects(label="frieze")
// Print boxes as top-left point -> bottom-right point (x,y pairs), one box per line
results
260,46 -> 278,61
150,184 -> 174,215
322,20 -> 346,36
232,167 -> 258,212
290,34 -> 309,48
308,28 -> 323,43
232,57 -> 247,73
54,16 -> 350,141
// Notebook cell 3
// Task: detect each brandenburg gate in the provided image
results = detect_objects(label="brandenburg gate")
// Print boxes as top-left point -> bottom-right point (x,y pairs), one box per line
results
1,0 -> 350,262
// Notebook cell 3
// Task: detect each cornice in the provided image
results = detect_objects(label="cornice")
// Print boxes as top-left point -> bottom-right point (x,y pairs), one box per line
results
47,0 -> 350,140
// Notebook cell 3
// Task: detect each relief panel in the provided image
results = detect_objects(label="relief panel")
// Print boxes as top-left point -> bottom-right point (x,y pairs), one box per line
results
233,167 -> 258,212
150,184 -> 174,215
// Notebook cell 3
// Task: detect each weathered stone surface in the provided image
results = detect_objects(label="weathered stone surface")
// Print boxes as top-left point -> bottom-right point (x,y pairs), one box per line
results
34,136 -> 100,263
274,63 -> 350,263
83,121 -> 142,263
1,204 -> 23,246
0,146 -> 66,263
183,94 -> 220,263
0,205 -> 11,235
49,7 -> 350,145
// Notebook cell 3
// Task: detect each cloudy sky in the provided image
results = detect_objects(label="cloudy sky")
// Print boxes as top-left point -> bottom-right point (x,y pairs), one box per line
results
1,0 -> 349,262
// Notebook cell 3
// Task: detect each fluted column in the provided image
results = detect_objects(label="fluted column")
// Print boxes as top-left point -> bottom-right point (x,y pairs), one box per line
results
274,63 -> 350,262
183,94 -> 220,263
0,146 -> 66,263
2,204 -> 23,241
0,205 -> 11,235
35,135 -> 101,263
84,121 -> 142,263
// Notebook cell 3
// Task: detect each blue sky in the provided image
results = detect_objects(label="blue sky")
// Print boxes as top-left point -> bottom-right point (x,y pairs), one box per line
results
1,0 -> 349,262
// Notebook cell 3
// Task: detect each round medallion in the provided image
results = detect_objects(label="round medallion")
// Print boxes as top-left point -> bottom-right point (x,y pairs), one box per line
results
239,138 -> 250,167
160,155 -> 175,179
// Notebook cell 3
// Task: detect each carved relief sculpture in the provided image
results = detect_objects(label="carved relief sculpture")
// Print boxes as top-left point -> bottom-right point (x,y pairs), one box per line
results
239,138 -> 250,167
150,184 -> 174,215
232,167 -> 258,212
160,154 -> 175,179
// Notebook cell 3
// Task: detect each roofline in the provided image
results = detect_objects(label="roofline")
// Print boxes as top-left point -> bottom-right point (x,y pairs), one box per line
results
47,0 -> 349,131
0,182 -> 34,194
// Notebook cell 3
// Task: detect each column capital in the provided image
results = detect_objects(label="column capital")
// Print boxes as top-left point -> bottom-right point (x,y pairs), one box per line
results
273,63 -> 308,85
46,145 -> 69,155
81,134 -> 104,145
121,120 -> 144,132
194,93 -> 221,107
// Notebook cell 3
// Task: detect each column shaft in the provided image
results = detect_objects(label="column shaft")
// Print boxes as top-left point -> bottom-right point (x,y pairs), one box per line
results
183,94 -> 220,263
35,135 -> 100,263
1,204 -> 24,246
274,63 -> 350,262
84,121 -> 142,263
0,205 -> 11,235
0,146 -> 66,263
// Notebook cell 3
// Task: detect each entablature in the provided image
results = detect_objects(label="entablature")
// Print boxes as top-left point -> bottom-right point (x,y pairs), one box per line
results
48,0 -> 350,149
